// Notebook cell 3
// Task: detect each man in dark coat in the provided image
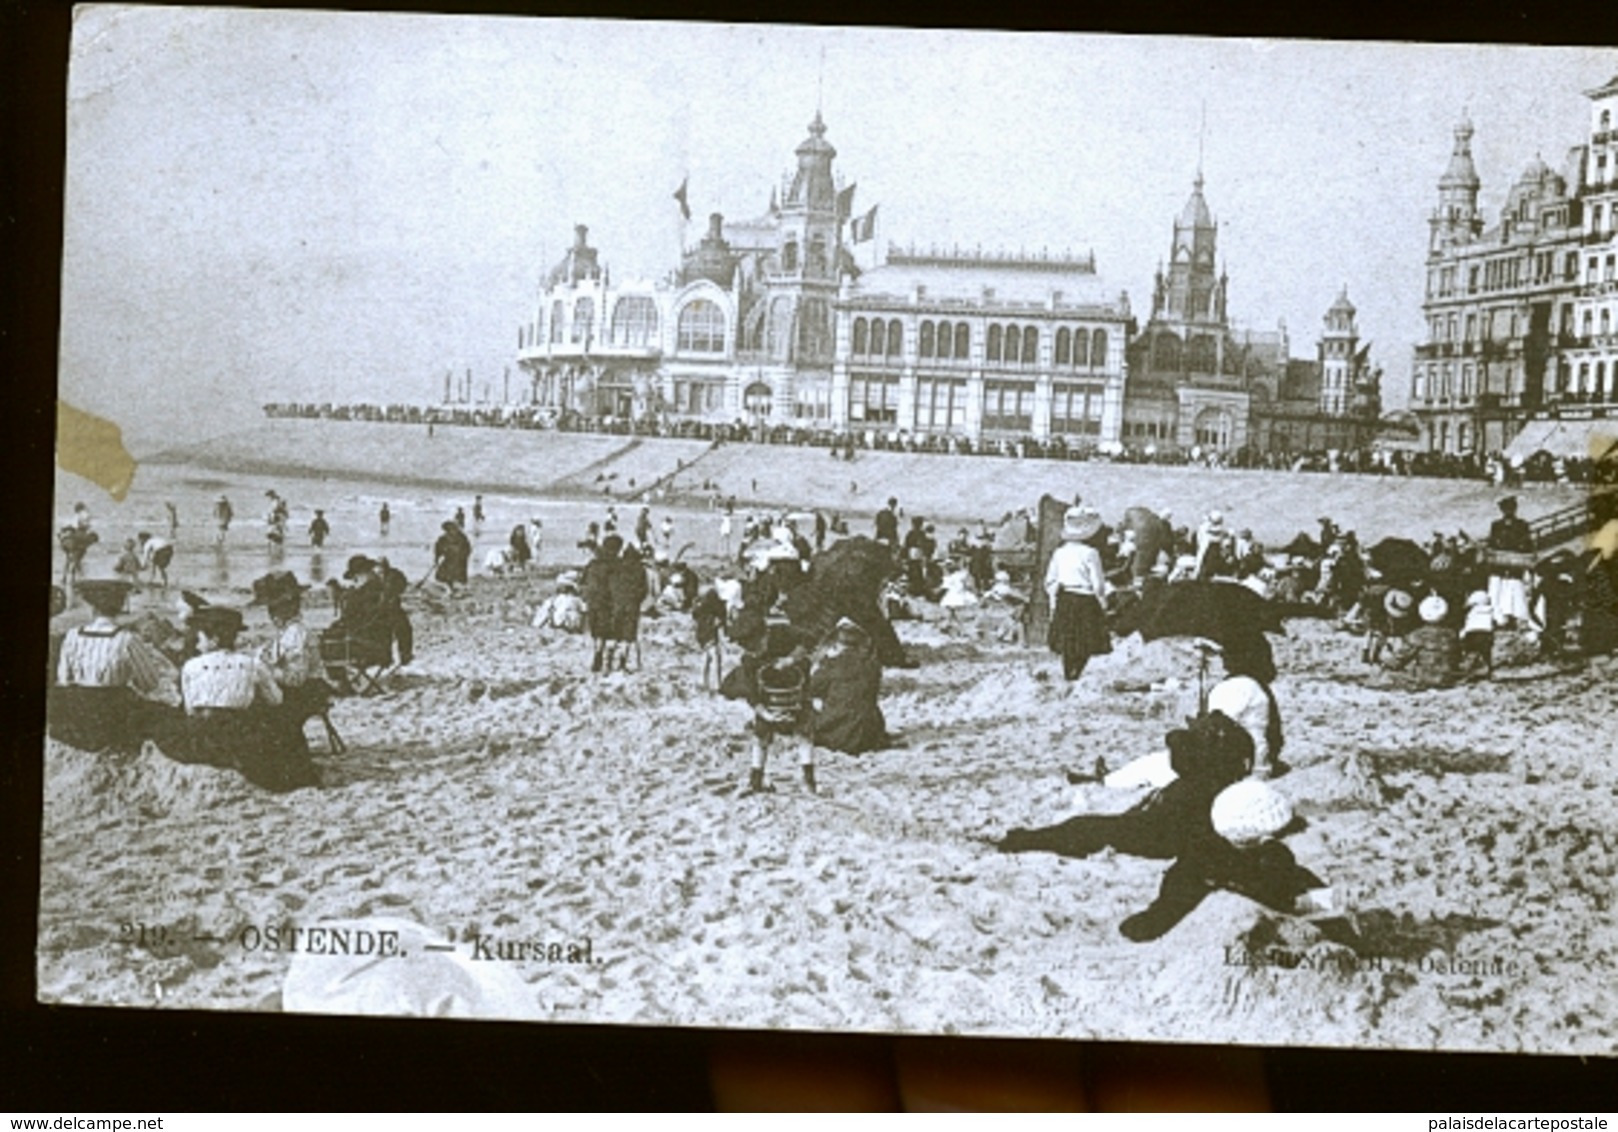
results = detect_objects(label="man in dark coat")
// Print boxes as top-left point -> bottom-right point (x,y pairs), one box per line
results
807,618 -> 891,755
874,497 -> 900,548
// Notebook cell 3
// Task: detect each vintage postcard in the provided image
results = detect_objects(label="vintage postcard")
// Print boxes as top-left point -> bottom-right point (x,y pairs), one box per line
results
45,7 -> 1618,1057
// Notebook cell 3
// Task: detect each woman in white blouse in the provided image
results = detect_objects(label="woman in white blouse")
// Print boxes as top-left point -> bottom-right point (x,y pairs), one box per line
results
1044,506 -> 1113,681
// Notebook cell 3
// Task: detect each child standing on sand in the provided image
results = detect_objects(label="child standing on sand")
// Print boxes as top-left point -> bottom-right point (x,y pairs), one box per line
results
721,619 -> 816,796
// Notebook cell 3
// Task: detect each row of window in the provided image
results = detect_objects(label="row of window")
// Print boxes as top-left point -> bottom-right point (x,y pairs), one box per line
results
849,317 -> 1112,369
1429,251 -> 1580,301
1427,300 -> 1618,346
847,374 -> 1104,432
534,297 -> 730,354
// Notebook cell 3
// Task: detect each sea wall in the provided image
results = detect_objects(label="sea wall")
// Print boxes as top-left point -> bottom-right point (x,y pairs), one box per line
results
149,418 -> 1590,545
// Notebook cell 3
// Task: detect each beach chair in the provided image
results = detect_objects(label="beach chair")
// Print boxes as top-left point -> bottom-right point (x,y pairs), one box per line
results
319,628 -> 395,697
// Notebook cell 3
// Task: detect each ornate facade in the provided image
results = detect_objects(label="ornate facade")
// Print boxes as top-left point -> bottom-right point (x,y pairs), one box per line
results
1124,177 -> 1381,455
1409,70 -> 1618,459
515,112 -> 1379,456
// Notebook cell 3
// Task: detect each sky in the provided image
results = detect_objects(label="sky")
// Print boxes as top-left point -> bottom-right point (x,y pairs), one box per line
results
56,7 -> 1618,452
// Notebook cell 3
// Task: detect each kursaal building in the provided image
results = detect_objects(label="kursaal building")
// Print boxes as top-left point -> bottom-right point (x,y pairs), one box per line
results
516,112 -> 1381,456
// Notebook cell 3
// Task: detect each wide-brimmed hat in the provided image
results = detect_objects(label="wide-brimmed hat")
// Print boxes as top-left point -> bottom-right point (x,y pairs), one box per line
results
1212,779 -> 1294,845
556,570 -> 581,591
1465,590 -> 1492,610
77,578 -> 133,614
1062,506 -> 1103,541
833,616 -> 869,645
191,604 -> 244,639
344,555 -> 379,579
1204,510 -> 1226,530
1418,594 -> 1449,623
250,570 -> 309,605
1384,589 -> 1414,618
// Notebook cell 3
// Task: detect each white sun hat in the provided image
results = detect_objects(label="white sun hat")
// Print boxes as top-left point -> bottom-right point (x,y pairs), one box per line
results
1211,779 -> 1294,845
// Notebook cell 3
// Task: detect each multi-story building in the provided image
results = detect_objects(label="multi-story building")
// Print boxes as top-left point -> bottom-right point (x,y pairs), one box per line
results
828,246 -> 1132,444
1558,71 -> 1618,422
1407,91 -> 1607,456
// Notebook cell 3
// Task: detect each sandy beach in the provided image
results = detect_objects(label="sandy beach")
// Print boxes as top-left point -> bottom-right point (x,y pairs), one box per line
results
37,428 -> 1618,1052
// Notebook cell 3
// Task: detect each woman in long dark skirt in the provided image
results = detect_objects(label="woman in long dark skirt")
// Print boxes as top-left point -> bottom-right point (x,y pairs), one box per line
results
1043,506 -> 1112,681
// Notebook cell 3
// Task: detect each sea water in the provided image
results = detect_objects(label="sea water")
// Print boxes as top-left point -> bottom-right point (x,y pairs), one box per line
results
51,460 -> 729,610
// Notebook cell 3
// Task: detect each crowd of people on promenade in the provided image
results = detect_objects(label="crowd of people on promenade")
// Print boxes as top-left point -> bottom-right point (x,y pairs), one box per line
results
263,400 -> 1618,488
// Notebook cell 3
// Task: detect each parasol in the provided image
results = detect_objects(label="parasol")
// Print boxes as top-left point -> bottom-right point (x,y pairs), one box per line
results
1126,580 -> 1285,707
1367,537 -> 1429,583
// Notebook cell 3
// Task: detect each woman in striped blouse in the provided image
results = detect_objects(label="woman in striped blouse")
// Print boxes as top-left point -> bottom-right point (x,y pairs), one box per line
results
180,605 -> 316,792
50,579 -> 178,753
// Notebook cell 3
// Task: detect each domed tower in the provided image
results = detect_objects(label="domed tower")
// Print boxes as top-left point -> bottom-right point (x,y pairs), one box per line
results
760,111 -> 844,367
548,224 -> 603,287
777,111 -> 841,282
1430,114 -> 1482,251
1318,287 -> 1358,416
680,213 -> 738,287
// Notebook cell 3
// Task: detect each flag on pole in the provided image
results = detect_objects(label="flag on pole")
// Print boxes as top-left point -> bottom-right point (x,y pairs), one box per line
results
836,183 -> 857,220
673,177 -> 691,221
850,204 -> 878,243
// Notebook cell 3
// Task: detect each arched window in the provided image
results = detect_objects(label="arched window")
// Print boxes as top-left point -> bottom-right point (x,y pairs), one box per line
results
987,324 -> 1003,362
1023,326 -> 1039,365
1155,331 -> 1179,371
935,321 -> 952,360
1603,109 -> 1612,131
1091,329 -> 1108,368
572,298 -> 595,344
1003,324 -> 1020,364
1189,335 -> 1215,372
870,319 -> 886,357
1073,328 -> 1089,367
887,319 -> 903,358
919,321 -> 935,358
610,296 -> 659,346
1603,309 -> 1612,336
954,323 -> 970,359
676,299 -> 726,353
797,299 -> 831,361
550,300 -> 564,343
1055,328 -> 1072,366
852,317 -> 868,355
782,240 -> 799,272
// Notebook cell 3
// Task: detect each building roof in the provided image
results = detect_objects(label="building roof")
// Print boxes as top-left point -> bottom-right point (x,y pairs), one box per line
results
1178,175 -> 1213,229
1440,116 -> 1481,190
1586,71 -> 1618,100
1326,287 -> 1356,318
850,249 -> 1121,313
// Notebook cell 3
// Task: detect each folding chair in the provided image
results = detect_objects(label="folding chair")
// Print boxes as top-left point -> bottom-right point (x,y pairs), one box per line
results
319,629 -> 395,697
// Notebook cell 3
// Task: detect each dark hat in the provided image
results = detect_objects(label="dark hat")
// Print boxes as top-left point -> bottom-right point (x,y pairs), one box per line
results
1165,710 -> 1254,780
190,604 -> 244,639
250,570 -> 309,605
1499,496 -> 1519,512
441,520 -> 458,532
77,578 -> 133,613
344,555 -> 379,579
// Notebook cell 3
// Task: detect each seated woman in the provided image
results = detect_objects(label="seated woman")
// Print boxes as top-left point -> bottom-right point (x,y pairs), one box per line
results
998,712 -> 1321,942
253,571 -> 332,748
181,605 -> 317,792
49,579 -> 179,753
807,618 -> 893,756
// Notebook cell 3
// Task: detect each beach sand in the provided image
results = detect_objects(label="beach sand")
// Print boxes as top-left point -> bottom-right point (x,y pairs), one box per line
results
36,565 -> 1618,1055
